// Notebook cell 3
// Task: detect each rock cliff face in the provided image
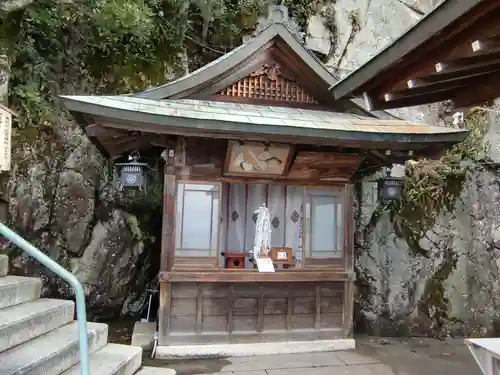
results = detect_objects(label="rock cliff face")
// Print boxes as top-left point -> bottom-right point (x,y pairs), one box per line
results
307,0 -> 500,336
6,122 -> 162,319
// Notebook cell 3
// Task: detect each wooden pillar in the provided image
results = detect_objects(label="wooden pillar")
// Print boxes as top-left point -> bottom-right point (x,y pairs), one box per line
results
342,183 -> 355,338
158,147 -> 176,345
158,137 -> 187,345
158,281 -> 170,345
160,148 -> 176,272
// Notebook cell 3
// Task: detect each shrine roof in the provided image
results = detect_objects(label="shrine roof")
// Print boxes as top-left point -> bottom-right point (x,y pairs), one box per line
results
132,5 -> 395,120
61,95 -> 468,146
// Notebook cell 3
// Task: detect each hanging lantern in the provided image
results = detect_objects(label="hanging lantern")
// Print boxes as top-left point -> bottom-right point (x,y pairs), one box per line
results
115,151 -> 149,191
377,168 -> 404,204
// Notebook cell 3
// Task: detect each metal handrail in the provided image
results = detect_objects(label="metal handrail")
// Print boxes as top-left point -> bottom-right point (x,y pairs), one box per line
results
0,222 -> 89,375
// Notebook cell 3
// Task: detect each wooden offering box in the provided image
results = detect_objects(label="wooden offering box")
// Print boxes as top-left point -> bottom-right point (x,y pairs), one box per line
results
271,247 -> 293,266
221,252 -> 248,269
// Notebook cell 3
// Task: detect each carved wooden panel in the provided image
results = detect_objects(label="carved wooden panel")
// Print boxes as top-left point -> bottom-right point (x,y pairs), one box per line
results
287,152 -> 365,181
219,61 -> 319,104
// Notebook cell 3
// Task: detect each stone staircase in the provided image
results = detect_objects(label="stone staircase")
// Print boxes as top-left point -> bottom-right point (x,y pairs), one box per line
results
0,253 -> 172,375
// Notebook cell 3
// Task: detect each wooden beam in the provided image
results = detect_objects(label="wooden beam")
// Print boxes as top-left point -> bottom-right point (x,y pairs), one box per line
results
342,280 -> 354,338
407,59 -> 500,87
158,281 -> 170,345
452,70 -> 500,107
369,4 -> 500,99
100,137 -> 153,156
472,36 -> 500,52
436,47 -> 500,72
371,89 -> 458,110
161,149 -> 176,272
343,184 -> 355,273
159,270 -> 355,283
85,124 -> 129,137
395,74 -> 485,99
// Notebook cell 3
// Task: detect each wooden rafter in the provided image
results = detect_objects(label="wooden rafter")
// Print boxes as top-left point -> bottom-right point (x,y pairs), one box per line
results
373,4 -> 500,98
85,124 -> 130,137
374,30 -> 500,109
435,47 -> 500,73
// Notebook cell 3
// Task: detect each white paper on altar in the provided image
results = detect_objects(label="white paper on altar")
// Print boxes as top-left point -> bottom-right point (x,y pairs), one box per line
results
256,257 -> 275,272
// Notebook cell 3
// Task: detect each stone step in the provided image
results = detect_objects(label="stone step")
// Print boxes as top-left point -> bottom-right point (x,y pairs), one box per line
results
0,321 -> 108,375
0,254 -> 8,277
0,276 -> 41,309
0,298 -> 75,352
60,344 -> 142,375
135,367 -> 177,375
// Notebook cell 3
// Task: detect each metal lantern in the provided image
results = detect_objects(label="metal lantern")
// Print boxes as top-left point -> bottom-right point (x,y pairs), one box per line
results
115,151 -> 149,191
377,169 -> 404,204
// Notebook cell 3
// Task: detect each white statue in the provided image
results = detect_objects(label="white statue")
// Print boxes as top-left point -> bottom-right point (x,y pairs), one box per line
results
253,202 -> 272,259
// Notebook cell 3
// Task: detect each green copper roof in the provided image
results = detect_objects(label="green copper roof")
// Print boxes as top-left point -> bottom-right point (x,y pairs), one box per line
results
60,95 -> 468,145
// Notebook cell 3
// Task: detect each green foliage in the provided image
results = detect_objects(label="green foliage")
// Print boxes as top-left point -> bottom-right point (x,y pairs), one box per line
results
278,0 -> 324,31
391,109 -> 488,256
126,215 -> 143,241
5,0 -> 268,131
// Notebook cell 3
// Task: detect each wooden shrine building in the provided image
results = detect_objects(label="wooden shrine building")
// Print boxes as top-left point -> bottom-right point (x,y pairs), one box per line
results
61,5 -> 468,356
330,0 -> 500,110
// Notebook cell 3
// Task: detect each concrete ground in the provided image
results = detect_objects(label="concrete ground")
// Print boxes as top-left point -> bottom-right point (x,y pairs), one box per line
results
142,336 -> 483,375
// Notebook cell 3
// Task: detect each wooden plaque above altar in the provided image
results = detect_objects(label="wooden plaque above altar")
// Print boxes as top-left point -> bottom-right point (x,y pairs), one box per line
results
224,141 -> 293,178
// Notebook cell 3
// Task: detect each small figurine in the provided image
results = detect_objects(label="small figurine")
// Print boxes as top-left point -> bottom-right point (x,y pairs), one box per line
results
253,202 -> 272,259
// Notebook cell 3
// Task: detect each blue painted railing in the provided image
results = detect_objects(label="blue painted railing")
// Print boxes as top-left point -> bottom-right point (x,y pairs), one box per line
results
0,222 -> 90,375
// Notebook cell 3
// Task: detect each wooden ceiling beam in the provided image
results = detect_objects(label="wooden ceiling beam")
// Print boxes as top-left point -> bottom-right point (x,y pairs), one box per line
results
452,70 -> 500,107
372,90 -> 458,110
471,35 -> 500,52
435,47 -> 500,73
85,124 -> 130,137
369,4 -> 500,99
408,59 -> 500,87
101,137 -> 155,156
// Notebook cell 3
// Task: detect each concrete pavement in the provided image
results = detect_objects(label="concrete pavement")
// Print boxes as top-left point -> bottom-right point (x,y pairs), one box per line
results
143,336 -> 483,375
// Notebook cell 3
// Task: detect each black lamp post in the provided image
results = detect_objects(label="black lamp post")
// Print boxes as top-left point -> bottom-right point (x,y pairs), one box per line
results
377,168 -> 404,205
115,151 -> 150,191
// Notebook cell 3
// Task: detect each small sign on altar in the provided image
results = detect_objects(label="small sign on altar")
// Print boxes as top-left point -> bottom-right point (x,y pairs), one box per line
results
255,257 -> 275,273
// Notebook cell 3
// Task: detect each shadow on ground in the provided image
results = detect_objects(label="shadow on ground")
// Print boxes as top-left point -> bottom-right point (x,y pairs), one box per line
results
140,336 -> 482,375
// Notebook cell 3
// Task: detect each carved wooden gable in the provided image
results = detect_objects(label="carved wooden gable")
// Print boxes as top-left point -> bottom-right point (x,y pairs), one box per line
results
219,61 -> 319,104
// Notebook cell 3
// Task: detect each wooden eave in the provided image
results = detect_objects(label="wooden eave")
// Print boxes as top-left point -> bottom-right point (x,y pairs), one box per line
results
330,0 -> 500,110
60,95 -> 468,158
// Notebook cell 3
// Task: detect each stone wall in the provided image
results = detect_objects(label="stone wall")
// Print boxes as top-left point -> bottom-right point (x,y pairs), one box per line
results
5,122 -> 162,319
306,0 -> 500,336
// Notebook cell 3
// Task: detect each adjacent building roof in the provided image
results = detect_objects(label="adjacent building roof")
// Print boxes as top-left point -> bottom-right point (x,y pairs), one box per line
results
330,0 -> 500,110
61,95 -> 468,145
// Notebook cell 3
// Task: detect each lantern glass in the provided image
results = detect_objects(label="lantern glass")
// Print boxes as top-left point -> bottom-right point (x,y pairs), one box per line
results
115,151 -> 149,190
377,171 -> 404,204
